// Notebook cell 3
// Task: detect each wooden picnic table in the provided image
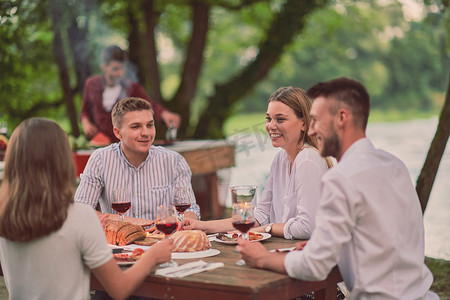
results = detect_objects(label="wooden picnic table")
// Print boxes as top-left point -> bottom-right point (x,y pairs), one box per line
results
91,236 -> 342,300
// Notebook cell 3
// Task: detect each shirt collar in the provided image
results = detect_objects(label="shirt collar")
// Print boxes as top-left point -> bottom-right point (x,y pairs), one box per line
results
339,137 -> 373,163
116,142 -> 154,170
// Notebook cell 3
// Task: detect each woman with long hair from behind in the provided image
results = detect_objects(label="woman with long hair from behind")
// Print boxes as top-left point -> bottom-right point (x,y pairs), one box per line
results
0,118 -> 173,300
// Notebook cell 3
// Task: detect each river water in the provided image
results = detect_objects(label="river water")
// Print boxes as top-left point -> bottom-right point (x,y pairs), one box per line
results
222,117 -> 450,260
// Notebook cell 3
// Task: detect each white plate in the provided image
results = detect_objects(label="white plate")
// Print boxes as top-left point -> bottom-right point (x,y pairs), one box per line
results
213,232 -> 271,245
116,260 -> 135,266
171,249 -> 220,259
114,253 -> 136,266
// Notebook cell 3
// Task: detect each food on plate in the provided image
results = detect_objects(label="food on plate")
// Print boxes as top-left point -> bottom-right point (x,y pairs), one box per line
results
113,248 -> 144,263
145,231 -> 165,239
216,231 -> 264,242
107,214 -> 154,227
134,237 -> 159,246
130,248 -> 145,260
216,232 -> 238,241
89,132 -> 111,148
172,230 -> 211,252
113,253 -> 134,262
104,219 -> 146,246
248,231 -> 264,241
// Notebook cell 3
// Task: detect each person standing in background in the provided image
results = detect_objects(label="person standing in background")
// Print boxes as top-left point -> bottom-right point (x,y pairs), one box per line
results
81,45 -> 180,143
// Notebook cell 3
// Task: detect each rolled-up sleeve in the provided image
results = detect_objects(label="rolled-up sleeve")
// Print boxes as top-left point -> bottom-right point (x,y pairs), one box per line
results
174,155 -> 201,219
74,151 -> 104,209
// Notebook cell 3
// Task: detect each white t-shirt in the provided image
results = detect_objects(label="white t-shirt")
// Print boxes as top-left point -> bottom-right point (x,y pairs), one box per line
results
102,85 -> 121,112
254,147 -> 328,239
284,138 -> 434,299
0,202 -> 112,300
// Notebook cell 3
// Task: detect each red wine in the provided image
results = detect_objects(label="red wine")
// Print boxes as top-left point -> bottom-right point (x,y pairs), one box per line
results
156,222 -> 178,235
175,203 -> 191,213
232,220 -> 255,233
112,201 -> 131,214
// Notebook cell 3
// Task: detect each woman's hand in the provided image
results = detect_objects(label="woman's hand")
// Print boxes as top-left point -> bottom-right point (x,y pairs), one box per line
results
180,218 -> 205,231
147,239 -> 174,264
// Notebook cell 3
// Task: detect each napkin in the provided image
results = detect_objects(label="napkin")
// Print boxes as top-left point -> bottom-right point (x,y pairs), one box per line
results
155,260 -> 224,278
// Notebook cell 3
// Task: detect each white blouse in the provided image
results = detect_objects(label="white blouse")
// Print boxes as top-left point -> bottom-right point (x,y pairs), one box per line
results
254,147 -> 328,239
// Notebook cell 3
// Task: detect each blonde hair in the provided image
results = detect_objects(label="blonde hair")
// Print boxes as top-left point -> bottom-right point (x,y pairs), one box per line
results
269,87 -> 333,168
0,118 -> 75,242
111,97 -> 153,129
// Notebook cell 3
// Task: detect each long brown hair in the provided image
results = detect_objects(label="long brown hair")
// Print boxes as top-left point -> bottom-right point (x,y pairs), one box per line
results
268,87 -> 333,168
0,118 -> 75,242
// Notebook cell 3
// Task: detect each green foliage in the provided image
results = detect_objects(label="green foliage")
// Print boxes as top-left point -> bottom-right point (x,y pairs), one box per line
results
239,1 -> 448,113
425,257 -> 450,297
0,0 -> 448,136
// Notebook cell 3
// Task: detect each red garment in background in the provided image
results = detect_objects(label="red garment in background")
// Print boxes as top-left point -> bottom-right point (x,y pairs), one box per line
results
80,75 -> 166,143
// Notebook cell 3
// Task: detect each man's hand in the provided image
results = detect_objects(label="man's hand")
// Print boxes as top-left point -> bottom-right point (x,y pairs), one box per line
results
161,110 -> 181,129
295,241 -> 308,250
96,212 -> 109,227
81,116 -> 99,139
235,239 -> 270,269
236,239 -> 288,274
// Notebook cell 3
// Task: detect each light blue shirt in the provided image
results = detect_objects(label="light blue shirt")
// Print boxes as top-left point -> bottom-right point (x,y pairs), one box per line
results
74,143 -> 201,220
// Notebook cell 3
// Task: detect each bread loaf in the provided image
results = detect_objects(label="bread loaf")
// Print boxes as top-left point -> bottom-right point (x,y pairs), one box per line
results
104,219 -> 146,246
172,230 -> 211,252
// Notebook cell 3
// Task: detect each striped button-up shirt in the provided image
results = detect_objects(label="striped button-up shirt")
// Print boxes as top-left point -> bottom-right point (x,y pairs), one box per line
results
74,143 -> 201,220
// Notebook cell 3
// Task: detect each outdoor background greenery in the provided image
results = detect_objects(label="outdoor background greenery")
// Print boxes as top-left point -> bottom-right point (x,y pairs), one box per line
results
0,0 -> 448,138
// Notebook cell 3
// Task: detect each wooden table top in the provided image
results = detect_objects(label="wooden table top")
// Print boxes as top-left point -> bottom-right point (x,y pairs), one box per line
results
91,236 -> 342,300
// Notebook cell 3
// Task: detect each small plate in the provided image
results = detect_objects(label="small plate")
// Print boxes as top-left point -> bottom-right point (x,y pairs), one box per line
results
114,253 -> 136,266
213,232 -> 271,245
172,249 -> 220,259
116,260 -> 135,266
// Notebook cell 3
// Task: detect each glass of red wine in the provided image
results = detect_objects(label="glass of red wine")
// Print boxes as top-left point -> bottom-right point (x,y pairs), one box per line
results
155,205 -> 179,267
112,188 -> 131,222
232,202 -> 255,266
232,202 -> 256,241
173,186 -> 192,222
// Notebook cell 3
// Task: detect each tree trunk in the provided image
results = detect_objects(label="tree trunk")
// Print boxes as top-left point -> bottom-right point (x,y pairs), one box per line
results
171,1 -> 210,138
67,5 -> 92,94
193,0 -> 329,139
50,1 -> 80,137
416,72 -> 450,213
127,3 -> 148,88
143,0 -> 163,104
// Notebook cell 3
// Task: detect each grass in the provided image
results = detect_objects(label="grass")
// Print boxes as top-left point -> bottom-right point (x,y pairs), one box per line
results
426,257 -> 450,298
224,109 -> 439,136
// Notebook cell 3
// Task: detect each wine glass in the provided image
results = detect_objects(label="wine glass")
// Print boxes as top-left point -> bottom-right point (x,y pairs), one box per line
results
155,205 -> 179,267
173,186 -> 192,222
230,185 -> 257,206
112,188 -> 131,222
232,202 -> 255,266
232,202 -> 256,241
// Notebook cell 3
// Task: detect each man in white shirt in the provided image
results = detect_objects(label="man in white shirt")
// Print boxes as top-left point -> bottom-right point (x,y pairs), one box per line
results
236,77 -> 437,299
75,97 -> 200,221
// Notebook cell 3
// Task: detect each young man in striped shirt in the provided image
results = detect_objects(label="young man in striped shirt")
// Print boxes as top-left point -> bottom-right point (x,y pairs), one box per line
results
75,97 -> 200,222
